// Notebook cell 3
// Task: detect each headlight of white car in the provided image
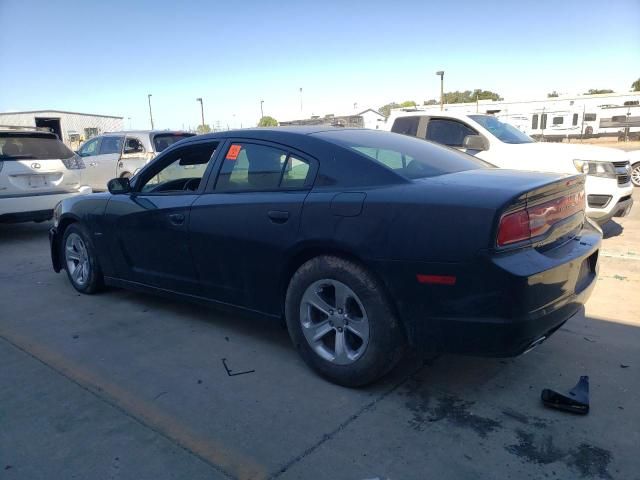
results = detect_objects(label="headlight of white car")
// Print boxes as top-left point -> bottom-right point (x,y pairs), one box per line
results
573,159 -> 616,179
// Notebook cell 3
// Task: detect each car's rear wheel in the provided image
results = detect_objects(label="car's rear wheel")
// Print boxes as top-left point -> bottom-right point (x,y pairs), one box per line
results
285,256 -> 405,387
631,163 -> 640,187
62,224 -> 103,294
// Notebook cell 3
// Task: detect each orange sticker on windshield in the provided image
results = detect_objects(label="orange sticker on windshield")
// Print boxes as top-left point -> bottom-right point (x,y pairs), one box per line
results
226,144 -> 242,160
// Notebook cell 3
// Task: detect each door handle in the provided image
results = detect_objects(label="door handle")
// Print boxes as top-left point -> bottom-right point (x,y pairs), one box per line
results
168,213 -> 185,225
267,210 -> 289,223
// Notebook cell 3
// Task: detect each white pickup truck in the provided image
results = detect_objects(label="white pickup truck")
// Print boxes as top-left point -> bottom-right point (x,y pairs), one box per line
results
386,111 -> 634,224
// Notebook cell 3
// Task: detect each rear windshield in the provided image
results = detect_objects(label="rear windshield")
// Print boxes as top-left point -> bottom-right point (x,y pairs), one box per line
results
153,133 -> 196,152
0,134 -> 74,160
314,129 -> 491,180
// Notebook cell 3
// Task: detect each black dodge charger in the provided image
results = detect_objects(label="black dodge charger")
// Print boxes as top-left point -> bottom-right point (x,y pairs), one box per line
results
50,127 -> 600,386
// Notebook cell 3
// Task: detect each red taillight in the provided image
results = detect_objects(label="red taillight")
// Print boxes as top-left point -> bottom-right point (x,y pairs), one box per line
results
497,191 -> 585,247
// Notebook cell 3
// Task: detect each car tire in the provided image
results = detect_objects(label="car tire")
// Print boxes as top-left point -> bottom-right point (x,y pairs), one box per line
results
632,163 -> 640,187
61,223 -> 104,294
285,255 -> 405,387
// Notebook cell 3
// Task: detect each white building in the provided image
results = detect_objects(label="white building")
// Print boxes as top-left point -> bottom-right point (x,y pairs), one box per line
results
0,110 -> 123,148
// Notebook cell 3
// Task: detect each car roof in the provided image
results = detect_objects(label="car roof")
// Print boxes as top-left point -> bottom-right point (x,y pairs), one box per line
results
102,130 -> 193,137
0,130 -> 58,139
389,110 -> 485,121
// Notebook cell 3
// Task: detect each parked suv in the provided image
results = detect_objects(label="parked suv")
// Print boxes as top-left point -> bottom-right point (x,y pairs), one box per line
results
387,111 -> 634,224
0,127 -> 91,223
77,130 -> 195,191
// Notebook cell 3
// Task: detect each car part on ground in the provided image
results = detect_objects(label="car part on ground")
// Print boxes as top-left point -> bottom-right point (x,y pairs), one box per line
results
541,376 -> 590,414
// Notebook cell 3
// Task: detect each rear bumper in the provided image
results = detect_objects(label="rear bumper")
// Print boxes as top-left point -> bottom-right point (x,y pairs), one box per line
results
0,187 -> 92,222
374,223 -> 601,356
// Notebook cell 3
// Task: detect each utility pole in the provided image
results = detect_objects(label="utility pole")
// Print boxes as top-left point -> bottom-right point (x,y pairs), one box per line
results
299,87 -> 303,113
147,94 -> 154,129
196,98 -> 205,128
260,100 -> 264,119
435,71 -> 444,111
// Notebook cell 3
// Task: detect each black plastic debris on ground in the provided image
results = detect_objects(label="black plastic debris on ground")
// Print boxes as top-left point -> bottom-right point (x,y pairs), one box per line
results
541,376 -> 589,415
222,358 -> 255,377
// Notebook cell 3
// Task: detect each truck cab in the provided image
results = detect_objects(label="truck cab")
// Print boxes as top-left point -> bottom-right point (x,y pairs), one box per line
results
387,111 -> 634,224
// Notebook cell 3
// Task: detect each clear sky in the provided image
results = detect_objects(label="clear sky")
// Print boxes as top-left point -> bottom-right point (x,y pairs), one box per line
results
1,0 -> 638,130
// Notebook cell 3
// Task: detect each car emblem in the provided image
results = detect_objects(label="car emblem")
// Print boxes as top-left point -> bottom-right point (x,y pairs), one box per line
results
31,162 -> 41,169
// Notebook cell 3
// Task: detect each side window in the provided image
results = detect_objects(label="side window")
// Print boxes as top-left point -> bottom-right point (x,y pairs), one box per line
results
281,155 -> 311,188
584,113 -> 597,122
99,136 -> 123,155
552,116 -> 564,125
353,147 -> 410,171
425,119 -> 476,147
391,116 -> 420,136
532,114 -> 539,130
216,143 -> 286,192
124,137 -> 145,154
572,113 -> 579,126
541,114 -> 548,129
79,137 -> 100,157
139,143 -> 217,194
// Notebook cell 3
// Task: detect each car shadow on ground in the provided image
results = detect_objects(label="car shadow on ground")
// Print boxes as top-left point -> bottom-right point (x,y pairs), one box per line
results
601,219 -> 624,239
0,221 -> 52,243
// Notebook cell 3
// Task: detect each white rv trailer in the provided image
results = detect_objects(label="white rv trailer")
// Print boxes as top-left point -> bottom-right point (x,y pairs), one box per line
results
392,92 -> 640,141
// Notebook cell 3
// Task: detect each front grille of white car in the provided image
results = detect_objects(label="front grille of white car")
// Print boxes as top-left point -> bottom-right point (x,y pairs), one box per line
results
613,161 -> 631,185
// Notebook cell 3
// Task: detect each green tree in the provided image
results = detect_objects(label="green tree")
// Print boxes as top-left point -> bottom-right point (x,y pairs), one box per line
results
632,78 -> 640,92
440,89 -> 503,104
547,91 -> 559,98
258,116 -> 278,127
196,124 -> 211,134
378,102 -> 400,117
585,88 -> 614,95
399,100 -> 417,108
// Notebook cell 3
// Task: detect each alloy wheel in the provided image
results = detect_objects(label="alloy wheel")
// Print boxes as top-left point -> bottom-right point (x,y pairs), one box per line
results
65,233 -> 90,287
299,279 -> 370,365
632,164 -> 640,187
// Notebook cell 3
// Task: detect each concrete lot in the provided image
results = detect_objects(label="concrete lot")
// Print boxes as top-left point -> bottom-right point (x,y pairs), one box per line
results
1,191 -> 639,480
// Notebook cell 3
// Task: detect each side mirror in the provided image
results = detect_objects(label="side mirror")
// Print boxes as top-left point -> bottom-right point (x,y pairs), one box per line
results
107,177 -> 131,194
463,135 -> 488,151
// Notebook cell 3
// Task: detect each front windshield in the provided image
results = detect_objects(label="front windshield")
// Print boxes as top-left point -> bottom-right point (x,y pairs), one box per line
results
469,115 -> 534,144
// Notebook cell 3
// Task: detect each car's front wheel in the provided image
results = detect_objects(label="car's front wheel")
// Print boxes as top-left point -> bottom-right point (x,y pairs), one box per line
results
61,223 -> 104,294
631,163 -> 640,187
285,256 -> 405,387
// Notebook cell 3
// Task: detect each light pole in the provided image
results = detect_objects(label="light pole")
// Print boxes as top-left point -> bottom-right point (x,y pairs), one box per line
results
147,94 -> 154,129
260,100 -> 264,119
196,97 -> 205,128
299,87 -> 303,114
435,71 -> 444,111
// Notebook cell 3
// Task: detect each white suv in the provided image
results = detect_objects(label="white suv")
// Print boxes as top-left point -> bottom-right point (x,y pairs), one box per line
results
0,128 -> 91,223
387,112 -> 634,224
